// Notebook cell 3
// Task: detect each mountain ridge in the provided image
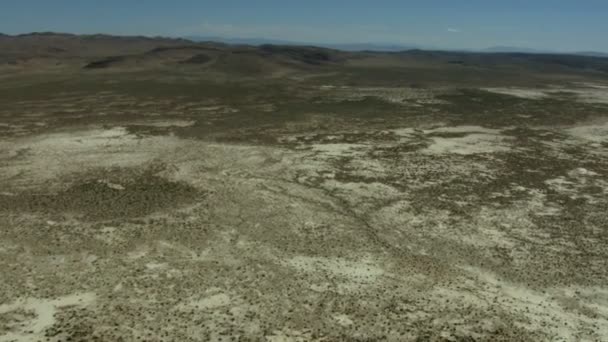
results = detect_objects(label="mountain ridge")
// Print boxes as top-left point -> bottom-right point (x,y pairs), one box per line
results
2,32 -> 608,77
2,32 -> 607,57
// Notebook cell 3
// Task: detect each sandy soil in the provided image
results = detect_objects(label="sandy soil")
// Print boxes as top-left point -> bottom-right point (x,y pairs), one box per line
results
484,84 -> 608,104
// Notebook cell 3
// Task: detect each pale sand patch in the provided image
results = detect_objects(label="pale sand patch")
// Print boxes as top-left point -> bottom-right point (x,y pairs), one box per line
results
177,293 -> 231,311
485,85 -> 608,104
390,127 -> 417,137
572,88 -> 608,104
286,255 -> 383,283
457,267 -> 608,340
333,314 -> 354,327
97,179 -> 126,191
322,181 -> 402,211
462,194 -> 560,249
371,192 -> 558,255
345,157 -> 389,179
391,126 -> 510,155
189,294 -> 230,310
145,262 -> 168,270
0,293 -> 95,342
575,82 -> 608,90
423,133 -> 511,155
266,328 -> 313,342
425,125 -> 503,135
569,168 -> 599,177
483,87 -> 549,99
565,121 -> 608,143
545,168 -> 608,203
390,125 -> 514,155
94,226 -> 124,244
310,143 -> 368,157
521,189 -> 563,217
127,120 -> 195,128
126,247 -> 148,260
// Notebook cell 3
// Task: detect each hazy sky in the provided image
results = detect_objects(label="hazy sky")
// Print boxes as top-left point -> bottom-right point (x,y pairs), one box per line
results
2,0 -> 607,52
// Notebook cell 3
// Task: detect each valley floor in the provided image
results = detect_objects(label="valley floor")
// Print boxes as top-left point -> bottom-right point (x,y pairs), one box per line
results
1,70 -> 608,341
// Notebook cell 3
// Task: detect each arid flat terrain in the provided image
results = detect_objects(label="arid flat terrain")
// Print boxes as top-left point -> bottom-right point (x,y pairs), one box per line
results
1,34 -> 608,341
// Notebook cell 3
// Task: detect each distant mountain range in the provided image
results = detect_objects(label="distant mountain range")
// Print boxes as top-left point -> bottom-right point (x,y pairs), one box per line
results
575,51 -> 608,58
3,32 -> 608,76
185,36 -> 423,52
2,32 -> 606,59
482,46 -> 547,54
186,36 -> 608,57
483,46 -> 608,57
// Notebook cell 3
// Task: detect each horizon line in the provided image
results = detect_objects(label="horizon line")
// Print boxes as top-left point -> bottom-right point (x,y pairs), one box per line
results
2,31 -> 607,55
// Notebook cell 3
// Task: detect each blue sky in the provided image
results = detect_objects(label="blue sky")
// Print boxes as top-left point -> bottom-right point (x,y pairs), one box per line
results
2,1 -> 608,52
